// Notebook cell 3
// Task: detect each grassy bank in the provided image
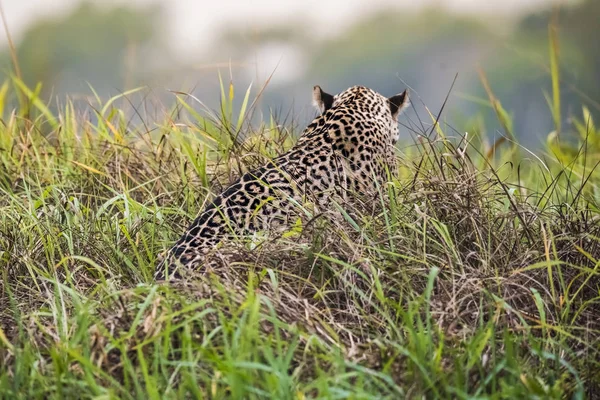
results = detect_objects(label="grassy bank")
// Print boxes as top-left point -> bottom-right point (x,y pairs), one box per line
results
0,76 -> 599,399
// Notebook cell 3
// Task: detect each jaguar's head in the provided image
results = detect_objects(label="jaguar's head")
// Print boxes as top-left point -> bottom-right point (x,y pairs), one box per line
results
312,85 -> 410,145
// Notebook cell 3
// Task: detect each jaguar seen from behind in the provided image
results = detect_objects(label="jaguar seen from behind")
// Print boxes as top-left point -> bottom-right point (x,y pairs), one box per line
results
155,85 -> 410,280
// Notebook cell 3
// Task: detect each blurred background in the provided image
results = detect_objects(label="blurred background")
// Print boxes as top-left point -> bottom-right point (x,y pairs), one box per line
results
1,0 -> 598,148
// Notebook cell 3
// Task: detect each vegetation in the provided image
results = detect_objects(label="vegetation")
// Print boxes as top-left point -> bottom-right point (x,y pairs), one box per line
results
0,2 -> 164,97
1,16 -> 600,395
0,69 -> 598,398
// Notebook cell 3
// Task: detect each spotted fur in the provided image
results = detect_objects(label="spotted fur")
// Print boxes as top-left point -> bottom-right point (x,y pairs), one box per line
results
155,85 -> 409,280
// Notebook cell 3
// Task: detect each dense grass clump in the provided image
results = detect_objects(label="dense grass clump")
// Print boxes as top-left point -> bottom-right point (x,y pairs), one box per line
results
0,77 -> 599,399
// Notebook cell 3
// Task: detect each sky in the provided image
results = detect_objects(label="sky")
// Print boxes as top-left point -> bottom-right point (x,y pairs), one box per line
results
2,0 -> 561,58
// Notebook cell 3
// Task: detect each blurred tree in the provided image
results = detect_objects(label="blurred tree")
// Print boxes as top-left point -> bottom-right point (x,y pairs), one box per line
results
519,0 -> 600,110
1,1 -> 165,96
303,10 -> 497,104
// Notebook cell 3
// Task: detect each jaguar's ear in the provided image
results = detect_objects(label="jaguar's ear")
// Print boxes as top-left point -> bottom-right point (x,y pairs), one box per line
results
313,85 -> 334,114
388,89 -> 410,119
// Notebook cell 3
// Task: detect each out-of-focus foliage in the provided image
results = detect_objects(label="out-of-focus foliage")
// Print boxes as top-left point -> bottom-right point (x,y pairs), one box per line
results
0,2 -> 165,96
1,0 -> 599,148
520,0 -> 600,103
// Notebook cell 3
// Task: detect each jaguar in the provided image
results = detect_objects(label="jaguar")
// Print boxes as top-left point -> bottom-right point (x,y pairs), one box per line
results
155,85 -> 409,280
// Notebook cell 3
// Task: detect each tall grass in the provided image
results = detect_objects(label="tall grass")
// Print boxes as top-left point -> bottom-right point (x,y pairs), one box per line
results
0,69 -> 599,399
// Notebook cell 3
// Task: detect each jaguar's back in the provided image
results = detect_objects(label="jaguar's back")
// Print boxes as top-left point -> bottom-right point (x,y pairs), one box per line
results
155,85 -> 409,280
